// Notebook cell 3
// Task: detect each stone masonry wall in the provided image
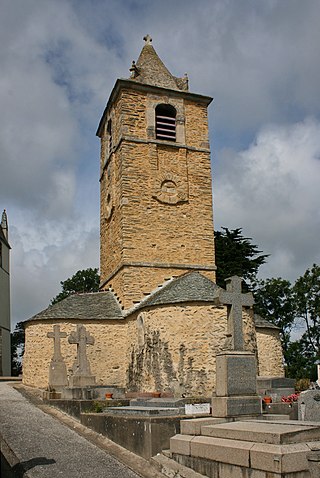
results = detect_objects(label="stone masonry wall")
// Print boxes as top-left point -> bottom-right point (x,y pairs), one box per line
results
256,328 -> 284,377
126,304 -> 258,397
23,320 -> 129,389
99,87 -> 216,308
23,308 -> 283,391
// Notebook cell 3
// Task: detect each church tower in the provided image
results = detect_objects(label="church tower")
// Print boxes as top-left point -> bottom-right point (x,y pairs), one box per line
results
97,36 -> 216,309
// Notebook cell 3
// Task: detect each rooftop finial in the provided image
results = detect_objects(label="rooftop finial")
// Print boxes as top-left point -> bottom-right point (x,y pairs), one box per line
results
1,209 -> 8,239
143,34 -> 152,45
129,60 -> 139,78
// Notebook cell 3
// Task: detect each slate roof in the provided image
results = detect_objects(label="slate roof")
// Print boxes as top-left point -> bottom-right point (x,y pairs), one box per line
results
125,272 -> 221,315
27,292 -> 124,322
130,39 -> 188,91
254,314 -> 279,330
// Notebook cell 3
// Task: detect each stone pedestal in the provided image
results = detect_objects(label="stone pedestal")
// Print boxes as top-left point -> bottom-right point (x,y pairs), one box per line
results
48,360 -> 68,389
69,374 -> 95,388
212,351 -> 262,417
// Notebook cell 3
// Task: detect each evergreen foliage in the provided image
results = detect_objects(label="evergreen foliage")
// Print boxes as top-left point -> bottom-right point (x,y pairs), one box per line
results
214,227 -> 268,288
50,267 -> 100,305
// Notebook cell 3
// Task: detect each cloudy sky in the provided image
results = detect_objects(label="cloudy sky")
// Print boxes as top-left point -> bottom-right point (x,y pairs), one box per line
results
1,0 -> 319,329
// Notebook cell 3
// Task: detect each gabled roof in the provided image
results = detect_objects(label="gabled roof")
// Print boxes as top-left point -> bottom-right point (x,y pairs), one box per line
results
27,291 -> 124,322
130,37 -> 187,91
125,272 -> 221,316
254,314 -> 280,330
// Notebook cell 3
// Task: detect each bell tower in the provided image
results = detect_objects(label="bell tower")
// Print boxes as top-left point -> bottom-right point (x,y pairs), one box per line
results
97,36 -> 216,308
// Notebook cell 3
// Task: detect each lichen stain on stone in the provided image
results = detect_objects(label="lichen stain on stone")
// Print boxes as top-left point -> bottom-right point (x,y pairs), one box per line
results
127,326 -> 208,396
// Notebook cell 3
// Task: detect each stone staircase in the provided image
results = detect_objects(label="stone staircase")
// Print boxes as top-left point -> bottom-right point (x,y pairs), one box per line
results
152,417 -> 320,478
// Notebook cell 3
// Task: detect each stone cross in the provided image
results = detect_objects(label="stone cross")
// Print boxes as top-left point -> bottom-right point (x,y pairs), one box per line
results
219,276 -> 254,351
143,34 -> 152,45
68,324 -> 94,376
47,325 -> 67,361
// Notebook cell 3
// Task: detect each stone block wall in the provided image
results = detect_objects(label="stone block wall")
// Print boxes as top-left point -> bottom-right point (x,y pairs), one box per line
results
99,86 -> 216,309
23,306 -> 283,392
256,327 -> 284,377
126,304 -> 258,397
23,320 -> 129,389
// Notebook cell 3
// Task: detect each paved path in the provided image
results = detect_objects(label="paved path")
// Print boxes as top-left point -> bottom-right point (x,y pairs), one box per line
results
0,382 -> 147,477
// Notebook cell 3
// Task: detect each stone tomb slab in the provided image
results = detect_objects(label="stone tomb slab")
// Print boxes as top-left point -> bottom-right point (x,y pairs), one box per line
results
201,420 -> 320,444
104,406 -> 184,416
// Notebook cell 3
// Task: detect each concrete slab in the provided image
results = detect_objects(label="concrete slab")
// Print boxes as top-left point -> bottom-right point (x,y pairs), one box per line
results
170,435 -> 193,456
201,420 -> 320,444
104,406 -> 184,416
190,435 -> 253,467
261,414 -> 290,421
250,442 -> 310,473
180,417 -> 229,435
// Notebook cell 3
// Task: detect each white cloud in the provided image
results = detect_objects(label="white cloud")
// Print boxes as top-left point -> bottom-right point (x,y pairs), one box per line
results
215,117 -> 320,281
1,0 -> 319,329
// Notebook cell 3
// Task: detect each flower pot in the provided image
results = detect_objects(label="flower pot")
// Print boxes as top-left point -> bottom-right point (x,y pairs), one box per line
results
263,396 -> 272,404
105,393 -> 113,399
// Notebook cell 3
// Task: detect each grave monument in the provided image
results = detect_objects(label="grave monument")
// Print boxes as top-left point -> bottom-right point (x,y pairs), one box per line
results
47,325 -> 68,389
211,276 -> 262,417
68,324 -> 95,387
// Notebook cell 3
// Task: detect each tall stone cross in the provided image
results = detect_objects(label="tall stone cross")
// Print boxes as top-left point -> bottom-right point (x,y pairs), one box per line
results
219,276 -> 254,351
47,325 -> 68,389
68,324 -> 94,376
47,325 -> 67,361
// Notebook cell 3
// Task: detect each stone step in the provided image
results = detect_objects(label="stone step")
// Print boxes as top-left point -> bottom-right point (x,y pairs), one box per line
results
181,417 -> 230,436
169,432 -> 312,474
200,420 -> 320,444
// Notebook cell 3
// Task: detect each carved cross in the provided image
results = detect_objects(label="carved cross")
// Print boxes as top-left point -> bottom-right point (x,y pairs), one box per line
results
68,325 -> 94,375
219,276 -> 254,351
47,325 -> 67,361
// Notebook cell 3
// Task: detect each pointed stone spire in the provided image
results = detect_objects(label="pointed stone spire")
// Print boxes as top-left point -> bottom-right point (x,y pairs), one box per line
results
1,210 -> 8,240
129,35 -> 189,91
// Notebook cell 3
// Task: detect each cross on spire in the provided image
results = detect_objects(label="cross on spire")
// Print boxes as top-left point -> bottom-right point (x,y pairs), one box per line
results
219,276 -> 254,351
143,34 -> 152,45
47,325 -> 67,361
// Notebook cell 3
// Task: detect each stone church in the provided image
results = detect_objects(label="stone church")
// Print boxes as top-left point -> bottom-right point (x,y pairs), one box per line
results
23,36 -> 283,396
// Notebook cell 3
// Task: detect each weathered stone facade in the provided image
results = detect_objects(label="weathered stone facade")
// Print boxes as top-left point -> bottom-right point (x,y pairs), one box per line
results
22,37 -> 284,393
23,300 -> 261,395
98,74 -> 216,309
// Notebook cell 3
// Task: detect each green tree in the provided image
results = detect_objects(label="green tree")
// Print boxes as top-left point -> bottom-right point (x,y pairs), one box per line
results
51,267 -> 100,305
214,227 -> 268,288
293,264 -> 320,357
253,278 -> 296,364
11,321 -> 25,376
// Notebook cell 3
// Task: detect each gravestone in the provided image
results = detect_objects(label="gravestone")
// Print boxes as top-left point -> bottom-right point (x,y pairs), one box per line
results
211,276 -> 261,417
299,389 -> 320,422
68,324 -> 96,387
47,325 -> 68,389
